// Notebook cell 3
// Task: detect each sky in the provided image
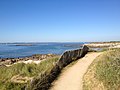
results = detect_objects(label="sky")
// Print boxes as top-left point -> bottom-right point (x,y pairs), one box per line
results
0,0 -> 120,42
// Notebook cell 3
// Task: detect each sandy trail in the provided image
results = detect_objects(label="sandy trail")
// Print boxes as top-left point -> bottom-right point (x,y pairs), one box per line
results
50,52 -> 101,90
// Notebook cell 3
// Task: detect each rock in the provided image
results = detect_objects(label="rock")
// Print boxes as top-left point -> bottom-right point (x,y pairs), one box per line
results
0,54 -> 58,66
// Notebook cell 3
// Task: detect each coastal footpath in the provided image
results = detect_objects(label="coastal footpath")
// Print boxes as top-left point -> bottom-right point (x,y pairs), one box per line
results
1,44 -> 120,90
50,52 -> 101,90
28,45 -> 89,90
50,43 -> 120,90
0,45 -> 89,90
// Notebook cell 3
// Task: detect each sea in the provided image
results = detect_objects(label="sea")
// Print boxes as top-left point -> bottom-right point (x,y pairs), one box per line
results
0,42 -> 87,58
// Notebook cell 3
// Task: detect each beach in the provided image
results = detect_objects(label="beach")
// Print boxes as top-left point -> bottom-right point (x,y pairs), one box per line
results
84,42 -> 120,48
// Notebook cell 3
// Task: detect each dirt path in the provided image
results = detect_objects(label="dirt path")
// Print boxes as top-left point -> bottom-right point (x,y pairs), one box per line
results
50,52 -> 101,90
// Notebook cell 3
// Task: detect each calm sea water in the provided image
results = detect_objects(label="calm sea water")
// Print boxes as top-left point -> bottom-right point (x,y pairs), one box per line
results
0,42 -> 86,58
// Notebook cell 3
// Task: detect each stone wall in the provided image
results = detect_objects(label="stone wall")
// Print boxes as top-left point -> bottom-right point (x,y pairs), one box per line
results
57,45 -> 89,69
29,45 -> 89,90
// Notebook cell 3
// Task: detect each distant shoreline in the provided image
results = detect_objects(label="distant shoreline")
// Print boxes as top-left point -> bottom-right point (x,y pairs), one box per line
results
84,41 -> 120,48
15,44 -> 34,46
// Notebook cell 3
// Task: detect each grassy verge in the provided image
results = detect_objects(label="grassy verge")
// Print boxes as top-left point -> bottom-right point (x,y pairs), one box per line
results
83,48 -> 120,90
0,57 -> 59,90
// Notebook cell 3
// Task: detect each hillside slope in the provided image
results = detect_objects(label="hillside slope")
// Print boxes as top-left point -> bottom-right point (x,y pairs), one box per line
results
83,49 -> 120,90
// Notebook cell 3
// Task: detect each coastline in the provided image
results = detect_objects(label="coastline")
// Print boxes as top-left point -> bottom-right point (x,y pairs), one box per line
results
0,43 -> 120,90
0,42 -> 84,59
84,42 -> 120,48
1,41 -> 120,66
0,54 -> 59,66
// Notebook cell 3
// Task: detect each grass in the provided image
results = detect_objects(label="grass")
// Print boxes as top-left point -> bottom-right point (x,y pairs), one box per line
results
0,56 -> 59,90
28,51 -> 83,90
83,48 -> 120,90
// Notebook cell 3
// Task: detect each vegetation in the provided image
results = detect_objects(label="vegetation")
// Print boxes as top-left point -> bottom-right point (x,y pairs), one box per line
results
27,64 -> 61,90
0,57 -> 59,90
0,46 -> 88,90
83,48 -> 120,90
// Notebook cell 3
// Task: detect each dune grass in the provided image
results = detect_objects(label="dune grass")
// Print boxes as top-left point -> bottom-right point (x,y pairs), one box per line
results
0,57 -> 59,90
83,48 -> 120,90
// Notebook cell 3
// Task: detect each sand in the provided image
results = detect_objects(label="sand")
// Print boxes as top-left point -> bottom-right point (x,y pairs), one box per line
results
84,43 -> 120,48
17,60 -> 41,64
50,52 -> 101,90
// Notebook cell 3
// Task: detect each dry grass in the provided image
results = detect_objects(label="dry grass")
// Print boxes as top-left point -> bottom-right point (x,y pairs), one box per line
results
83,48 -> 120,90
0,57 -> 59,90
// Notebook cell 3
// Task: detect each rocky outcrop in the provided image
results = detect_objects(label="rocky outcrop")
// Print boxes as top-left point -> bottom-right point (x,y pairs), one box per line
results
0,54 -> 57,66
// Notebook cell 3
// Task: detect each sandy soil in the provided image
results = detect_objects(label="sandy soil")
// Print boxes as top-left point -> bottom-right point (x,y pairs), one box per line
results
17,60 -> 41,64
5,60 -> 42,67
84,43 -> 120,48
110,44 -> 120,48
50,52 -> 101,90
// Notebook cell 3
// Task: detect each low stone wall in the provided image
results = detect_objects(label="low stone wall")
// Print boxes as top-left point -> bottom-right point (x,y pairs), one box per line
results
29,45 -> 89,90
57,45 -> 89,69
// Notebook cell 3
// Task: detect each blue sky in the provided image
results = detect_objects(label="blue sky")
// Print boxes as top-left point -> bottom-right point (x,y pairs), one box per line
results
0,0 -> 120,42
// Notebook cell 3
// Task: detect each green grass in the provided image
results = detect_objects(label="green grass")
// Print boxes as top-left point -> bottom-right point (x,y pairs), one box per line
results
0,57 -> 59,90
83,48 -> 120,90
